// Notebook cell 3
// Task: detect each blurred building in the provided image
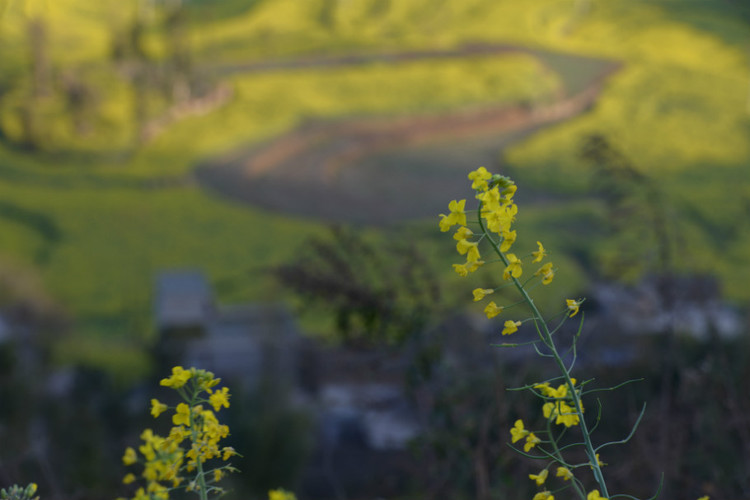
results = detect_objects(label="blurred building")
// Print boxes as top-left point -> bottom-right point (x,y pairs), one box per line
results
153,269 -> 423,497
154,270 -> 298,391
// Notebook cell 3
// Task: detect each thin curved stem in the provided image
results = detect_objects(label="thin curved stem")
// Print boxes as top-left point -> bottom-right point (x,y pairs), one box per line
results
477,205 -> 610,498
188,382 -> 209,500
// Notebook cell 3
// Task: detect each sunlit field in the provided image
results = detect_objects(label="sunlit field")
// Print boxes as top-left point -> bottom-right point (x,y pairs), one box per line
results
0,0 -> 747,373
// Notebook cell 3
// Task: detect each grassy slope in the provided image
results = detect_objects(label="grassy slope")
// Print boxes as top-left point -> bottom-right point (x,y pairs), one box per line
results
497,3 -> 750,299
211,0 -> 750,301
0,0 -> 748,378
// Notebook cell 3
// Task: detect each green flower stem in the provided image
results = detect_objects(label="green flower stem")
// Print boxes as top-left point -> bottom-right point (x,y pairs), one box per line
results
188,385 -> 209,500
545,413 -> 587,499
476,206 -> 610,499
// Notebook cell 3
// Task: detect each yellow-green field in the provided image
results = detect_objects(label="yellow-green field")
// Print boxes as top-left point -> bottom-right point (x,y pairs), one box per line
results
0,0 -> 748,380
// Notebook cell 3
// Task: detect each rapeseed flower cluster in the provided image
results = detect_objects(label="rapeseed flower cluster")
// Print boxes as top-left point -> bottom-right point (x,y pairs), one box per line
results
0,483 -> 39,500
120,367 -> 238,500
536,380 -> 582,428
440,166 -> 576,331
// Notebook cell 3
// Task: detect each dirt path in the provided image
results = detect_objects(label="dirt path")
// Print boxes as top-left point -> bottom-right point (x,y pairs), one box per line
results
196,45 -> 621,224
215,43 -> 545,75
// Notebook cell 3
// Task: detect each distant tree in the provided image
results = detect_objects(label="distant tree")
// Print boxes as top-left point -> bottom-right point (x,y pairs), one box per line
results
112,0 -> 213,145
16,16 -> 50,150
581,134 -> 673,280
582,133 -> 689,495
319,0 -> 337,32
274,225 -> 442,347
111,8 -> 153,144
60,71 -> 98,136
162,2 -> 192,103
27,17 -> 50,99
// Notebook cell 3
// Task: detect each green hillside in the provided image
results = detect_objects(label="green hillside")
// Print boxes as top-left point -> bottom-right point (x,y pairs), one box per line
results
0,0 -> 748,378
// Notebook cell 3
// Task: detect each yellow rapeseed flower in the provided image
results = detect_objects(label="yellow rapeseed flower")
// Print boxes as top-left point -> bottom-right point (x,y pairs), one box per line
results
499,229 -> 516,252
535,380 -> 575,399
587,490 -> 607,500
502,320 -> 521,335
150,399 -> 168,418
529,469 -> 548,486
453,226 -> 473,241
452,260 -> 484,276
147,482 -> 169,500
477,186 -> 501,210
556,466 -> 573,481
168,425 -> 187,444
533,492 -> 554,500
173,403 -> 191,426
543,400 -> 581,427
452,263 -> 469,276
510,419 -> 529,443
160,366 -> 193,389
456,238 -> 479,259
524,432 -> 541,452
466,248 -> 481,264
535,382 -> 556,398
209,387 -> 231,411
533,381 -> 550,394
483,203 -> 517,236
555,402 -> 580,427
532,241 -> 546,263
468,166 -> 492,191
503,254 -> 522,280
543,401 -> 555,419
473,288 -> 494,301
566,299 -> 581,317
123,473 -> 136,485
535,262 -> 554,285
123,447 -> 137,466
483,207 -> 507,234
484,301 -> 503,319
269,489 -> 298,500
439,199 -> 467,232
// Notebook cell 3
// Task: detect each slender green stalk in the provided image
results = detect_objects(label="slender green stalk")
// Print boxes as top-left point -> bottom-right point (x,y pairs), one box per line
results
476,205 -> 610,499
544,414 -> 587,500
188,385 -> 209,500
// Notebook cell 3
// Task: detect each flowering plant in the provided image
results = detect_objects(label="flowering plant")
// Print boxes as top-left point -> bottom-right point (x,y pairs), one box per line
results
0,484 -> 39,500
119,367 -> 238,500
440,167 -> 674,500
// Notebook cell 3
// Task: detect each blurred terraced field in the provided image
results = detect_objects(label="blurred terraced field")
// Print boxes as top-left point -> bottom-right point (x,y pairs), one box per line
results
0,0 -> 748,379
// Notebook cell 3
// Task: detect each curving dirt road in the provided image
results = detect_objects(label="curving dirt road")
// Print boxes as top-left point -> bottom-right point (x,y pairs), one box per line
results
196,44 -> 621,224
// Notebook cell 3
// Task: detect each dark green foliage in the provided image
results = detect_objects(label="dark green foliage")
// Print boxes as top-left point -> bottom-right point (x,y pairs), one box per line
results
582,134 -> 674,280
226,381 -> 314,496
184,0 -> 267,23
275,226 -> 442,346
0,200 -> 61,263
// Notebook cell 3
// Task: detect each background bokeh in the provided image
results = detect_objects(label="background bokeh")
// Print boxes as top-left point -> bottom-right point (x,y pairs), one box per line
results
0,1 -> 748,499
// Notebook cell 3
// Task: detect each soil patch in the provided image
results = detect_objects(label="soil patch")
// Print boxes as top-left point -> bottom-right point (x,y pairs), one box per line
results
196,45 -> 621,224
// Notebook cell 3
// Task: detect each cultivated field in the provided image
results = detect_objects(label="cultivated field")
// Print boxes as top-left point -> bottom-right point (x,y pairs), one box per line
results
0,0 -> 748,378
